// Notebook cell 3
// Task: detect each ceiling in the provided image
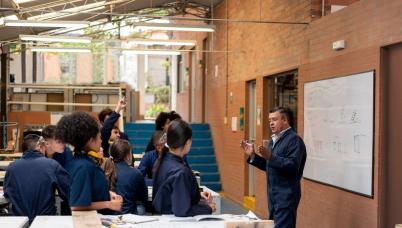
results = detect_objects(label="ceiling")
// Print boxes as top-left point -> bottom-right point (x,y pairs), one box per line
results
0,0 -> 222,42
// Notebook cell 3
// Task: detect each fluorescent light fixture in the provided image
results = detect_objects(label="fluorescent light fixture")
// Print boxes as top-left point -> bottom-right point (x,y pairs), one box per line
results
0,15 -> 18,25
28,1 -> 106,21
13,0 -> 36,3
122,50 -> 181,55
132,22 -> 215,32
31,47 -> 91,53
129,39 -> 196,46
4,20 -> 90,28
20,35 -> 92,43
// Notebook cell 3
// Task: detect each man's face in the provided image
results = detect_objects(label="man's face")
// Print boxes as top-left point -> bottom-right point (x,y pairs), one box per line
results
46,138 -> 65,154
268,111 -> 289,134
110,129 -> 121,142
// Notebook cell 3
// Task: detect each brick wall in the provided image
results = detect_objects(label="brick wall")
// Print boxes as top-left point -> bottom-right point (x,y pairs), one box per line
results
205,0 -> 402,227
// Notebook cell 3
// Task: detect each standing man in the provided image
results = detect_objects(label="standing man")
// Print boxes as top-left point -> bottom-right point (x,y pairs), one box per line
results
240,107 -> 307,228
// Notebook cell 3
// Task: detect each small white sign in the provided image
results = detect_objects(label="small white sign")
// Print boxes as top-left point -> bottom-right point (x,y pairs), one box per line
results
231,117 -> 237,132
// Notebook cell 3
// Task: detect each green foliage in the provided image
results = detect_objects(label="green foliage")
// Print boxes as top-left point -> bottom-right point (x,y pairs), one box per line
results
152,86 -> 170,104
145,104 -> 167,118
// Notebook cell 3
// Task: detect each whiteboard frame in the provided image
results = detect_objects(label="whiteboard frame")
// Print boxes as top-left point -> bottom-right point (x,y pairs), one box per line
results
302,70 -> 375,198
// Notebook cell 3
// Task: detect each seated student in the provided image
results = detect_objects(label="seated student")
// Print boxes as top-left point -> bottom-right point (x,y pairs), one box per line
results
108,139 -> 148,214
41,125 -> 73,169
145,111 -> 181,152
100,98 -> 128,157
138,130 -> 165,180
41,125 -> 74,215
139,131 -> 190,185
56,112 -> 122,214
152,119 -> 215,217
4,134 -> 69,223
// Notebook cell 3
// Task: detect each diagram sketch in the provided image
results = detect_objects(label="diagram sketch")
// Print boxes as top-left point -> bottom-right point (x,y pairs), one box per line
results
303,71 -> 374,196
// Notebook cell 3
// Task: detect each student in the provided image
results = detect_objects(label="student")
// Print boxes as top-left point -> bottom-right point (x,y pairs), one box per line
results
4,134 -> 69,223
41,125 -> 74,215
139,130 -> 190,184
109,139 -> 148,214
138,130 -> 165,180
56,112 -> 122,214
41,125 -> 73,169
100,98 -> 128,157
144,111 -> 181,152
152,119 -> 215,217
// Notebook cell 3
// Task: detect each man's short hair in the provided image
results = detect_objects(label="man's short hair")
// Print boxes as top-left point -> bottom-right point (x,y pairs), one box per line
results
269,107 -> 294,127
41,125 -> 57,140
98,108 -> 113,123
22,134 -> 41,152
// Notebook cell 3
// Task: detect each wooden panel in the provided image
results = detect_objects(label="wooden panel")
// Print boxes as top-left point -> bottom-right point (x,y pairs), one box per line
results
47,93 -> 64,111
74,94 -> 92,112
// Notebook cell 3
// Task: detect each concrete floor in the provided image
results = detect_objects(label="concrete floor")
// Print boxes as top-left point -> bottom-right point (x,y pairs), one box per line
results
220,197 -> 248,215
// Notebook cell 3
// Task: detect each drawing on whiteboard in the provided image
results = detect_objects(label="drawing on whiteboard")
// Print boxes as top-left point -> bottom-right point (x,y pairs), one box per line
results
303,71 -> 374,196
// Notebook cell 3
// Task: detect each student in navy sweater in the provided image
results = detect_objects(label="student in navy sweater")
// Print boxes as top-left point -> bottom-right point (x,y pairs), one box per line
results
56,112 -> 122,214
4,134 -> 69,223
109,139 -> 148,214
152,119 -> 215,217
99,98 -> 128,157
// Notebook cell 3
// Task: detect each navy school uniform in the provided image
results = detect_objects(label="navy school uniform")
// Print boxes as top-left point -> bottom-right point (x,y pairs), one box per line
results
248,129 -> 307,228
101,111 -> 127,157
152,152 -> 212,217
4,151 -> 69,222
52,146 -> 73,169
138,150 -> 190,183
66,154 -> 112,214
114,161 -> 148,214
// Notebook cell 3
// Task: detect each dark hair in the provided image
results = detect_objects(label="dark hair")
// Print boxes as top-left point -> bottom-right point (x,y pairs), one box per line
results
269,106 -> 294,127
98,108 -> 113,123
41,125 -> 57,140
22,134 -> 41,152
110,139 -> 132,163
166,119 -> 192,149
152,130 -> 164,146
155,112 -> 169,130
153,119 -> 191,180
56,112 -> 100,153
167,111 -> 181,121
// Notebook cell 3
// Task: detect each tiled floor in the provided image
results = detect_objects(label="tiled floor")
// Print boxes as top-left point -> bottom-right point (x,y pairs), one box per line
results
220,197 -> 248,215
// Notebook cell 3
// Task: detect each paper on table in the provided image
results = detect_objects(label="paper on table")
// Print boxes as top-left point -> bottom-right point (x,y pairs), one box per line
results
122,214 -> 159,224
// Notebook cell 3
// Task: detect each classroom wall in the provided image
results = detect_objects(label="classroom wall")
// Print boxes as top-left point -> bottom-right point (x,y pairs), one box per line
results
206,0 -> 402,227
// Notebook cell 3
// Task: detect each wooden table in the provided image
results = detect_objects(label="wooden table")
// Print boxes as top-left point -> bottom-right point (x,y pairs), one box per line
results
0,216 -> 29,228
0,161 -> 12,170
0,153 -> 22,159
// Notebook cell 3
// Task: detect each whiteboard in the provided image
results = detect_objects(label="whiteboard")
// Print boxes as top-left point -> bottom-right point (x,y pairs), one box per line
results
303,71 -> 374,196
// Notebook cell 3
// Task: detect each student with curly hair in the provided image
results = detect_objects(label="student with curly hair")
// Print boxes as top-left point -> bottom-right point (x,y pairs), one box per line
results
56,112 -> 122,214
152,119 -> 215,217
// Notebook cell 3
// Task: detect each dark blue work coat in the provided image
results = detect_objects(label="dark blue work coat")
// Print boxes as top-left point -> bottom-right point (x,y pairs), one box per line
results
248,129 -> 306,228
152,152 -> 211,217
114,161 -> 148,214
4,151 -> 70,222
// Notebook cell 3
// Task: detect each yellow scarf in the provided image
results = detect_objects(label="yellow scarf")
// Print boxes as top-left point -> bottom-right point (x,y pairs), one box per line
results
88,151 -> 105,166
